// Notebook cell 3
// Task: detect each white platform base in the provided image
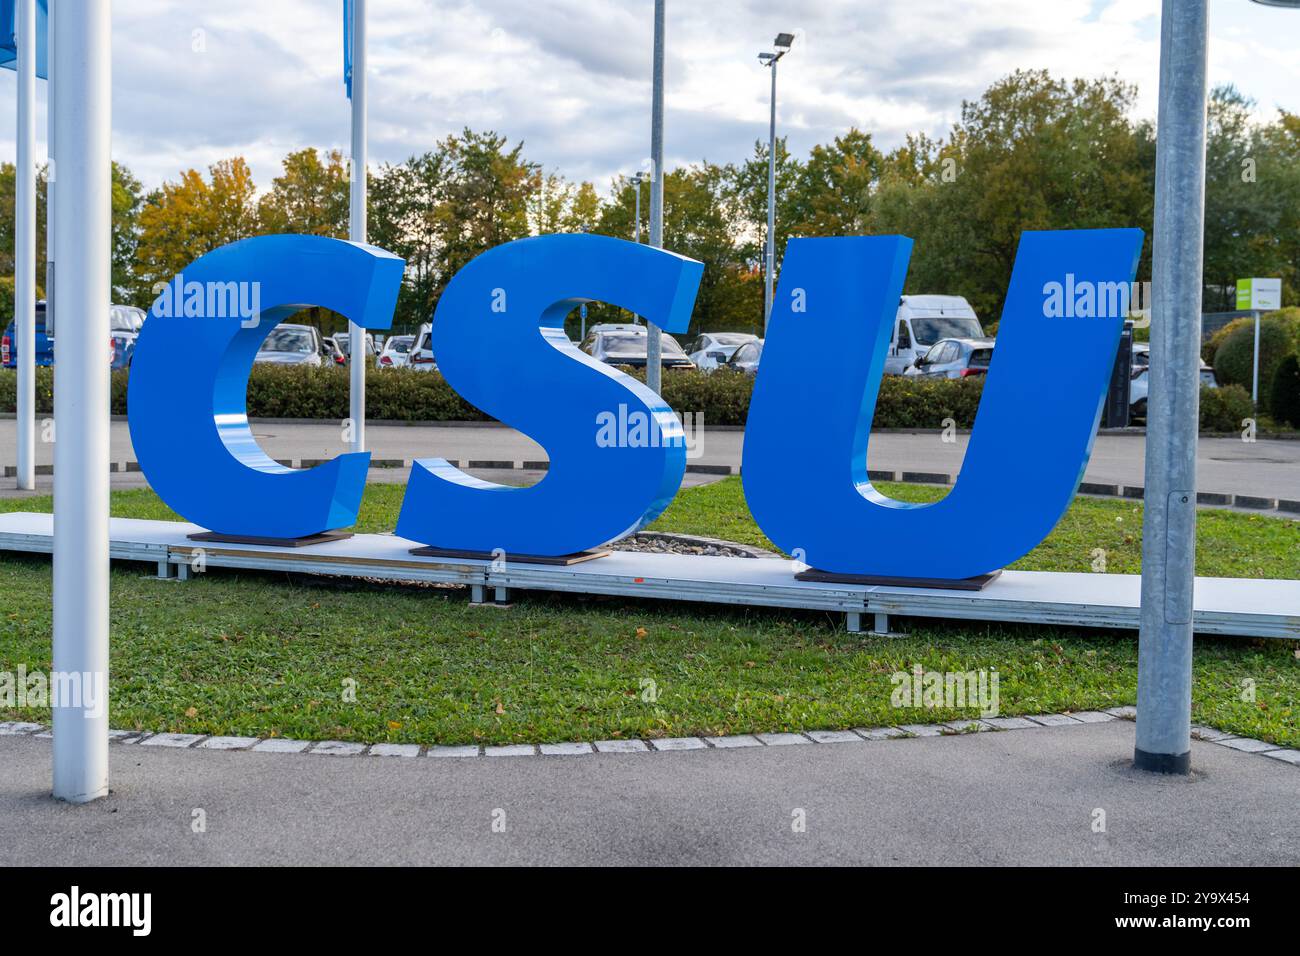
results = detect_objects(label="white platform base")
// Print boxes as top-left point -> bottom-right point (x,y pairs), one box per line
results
1,513 -> 1296,639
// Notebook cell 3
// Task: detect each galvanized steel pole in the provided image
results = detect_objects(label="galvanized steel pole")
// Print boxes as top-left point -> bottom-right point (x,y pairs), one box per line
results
348,0 -> 368,453
1135,0 -> 1208,775
764,57 -> 777,331
646,0 -> 665,394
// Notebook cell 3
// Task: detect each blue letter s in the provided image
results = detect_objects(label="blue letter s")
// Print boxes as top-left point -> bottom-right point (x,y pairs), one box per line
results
396,234 -> 703,556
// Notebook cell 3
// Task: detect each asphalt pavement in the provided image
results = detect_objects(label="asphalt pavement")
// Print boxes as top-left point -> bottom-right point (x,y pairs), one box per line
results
1,418 -> 1297,502
1,720 -> 1296,865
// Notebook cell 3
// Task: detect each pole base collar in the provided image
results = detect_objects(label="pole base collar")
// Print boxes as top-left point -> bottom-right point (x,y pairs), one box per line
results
1133,747 -> 1191,774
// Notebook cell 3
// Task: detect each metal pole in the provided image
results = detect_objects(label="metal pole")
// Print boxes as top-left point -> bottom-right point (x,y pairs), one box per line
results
348,0 -> 367,453
646,0 -> 665,394
632,178 -> 642,324
51,0 -> 111,803
633,179 -> 642,245
44,3 -> 53,353
1251,310 -> 1261,403
1135,0 -> 1207,775
764,58 -> 777,331
14,0 -> 35,490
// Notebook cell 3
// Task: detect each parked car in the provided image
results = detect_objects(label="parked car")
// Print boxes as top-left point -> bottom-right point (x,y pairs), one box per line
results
333,330 -> 376,364
724,338 -> 763,375
322,336 -> 347,366
109,305 -> 147,370
904,337 -> 994,379
689,331 -> 758,371
1,300 -> 54,368
254,323 -> 326,366
1128,362 -> 1217,421
408,323 -> 437,371
580,323 -> 695,369
4,301 -> 145,370
884,295 -> 985,375
376,334 -> 414,369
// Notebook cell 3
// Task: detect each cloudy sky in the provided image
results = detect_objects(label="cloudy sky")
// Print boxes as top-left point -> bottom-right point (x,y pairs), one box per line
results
1,0 -> 1299,195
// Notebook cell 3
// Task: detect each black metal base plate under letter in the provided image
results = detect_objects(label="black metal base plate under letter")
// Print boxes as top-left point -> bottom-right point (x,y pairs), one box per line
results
794,568 -> 1003,591
409,546 -> 611,566
187,530 -> 355,548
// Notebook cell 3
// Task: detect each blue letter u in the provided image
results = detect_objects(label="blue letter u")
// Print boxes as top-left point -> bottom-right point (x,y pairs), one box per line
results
742,229 -> 1143,580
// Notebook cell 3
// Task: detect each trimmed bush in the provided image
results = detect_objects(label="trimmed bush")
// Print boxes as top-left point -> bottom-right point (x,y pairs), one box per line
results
0,365 -> 1271,434
1269,354 -> 1300,428
1199,383 -> 1255,433
1212,308 -> 1300,410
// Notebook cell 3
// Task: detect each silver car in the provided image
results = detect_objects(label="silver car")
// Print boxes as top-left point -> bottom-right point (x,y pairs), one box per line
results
580,324 -> 695,369
689,331 -> 757,371
905,337 -> 994,380
255,324 -> 325,366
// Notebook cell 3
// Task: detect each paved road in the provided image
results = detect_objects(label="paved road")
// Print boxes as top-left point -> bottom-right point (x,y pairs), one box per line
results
1,721 -> 1296,865
2,418 -> 1297,501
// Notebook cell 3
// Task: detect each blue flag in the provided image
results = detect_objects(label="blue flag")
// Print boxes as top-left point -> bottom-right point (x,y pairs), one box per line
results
0,0 -> 49,81
343,0 -> 353,99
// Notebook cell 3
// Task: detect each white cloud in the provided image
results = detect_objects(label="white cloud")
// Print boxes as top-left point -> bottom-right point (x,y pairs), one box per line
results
0,0 -> 1295,195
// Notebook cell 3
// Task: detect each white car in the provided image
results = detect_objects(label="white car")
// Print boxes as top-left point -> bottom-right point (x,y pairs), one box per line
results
376,334 -> 414,369
407,323 -> 437,371
883,295 -> 985,375
333,330 -> 376,365
689,332 -> 758,371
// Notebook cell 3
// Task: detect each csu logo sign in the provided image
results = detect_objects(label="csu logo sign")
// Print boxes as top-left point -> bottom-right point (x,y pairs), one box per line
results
128,228 -> 1142,580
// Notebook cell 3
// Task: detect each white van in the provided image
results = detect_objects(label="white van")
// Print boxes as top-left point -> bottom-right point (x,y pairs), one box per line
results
884,295 -> 985,375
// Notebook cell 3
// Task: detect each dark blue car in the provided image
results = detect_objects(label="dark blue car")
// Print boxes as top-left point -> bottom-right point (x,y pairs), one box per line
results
1,301 -> 54,368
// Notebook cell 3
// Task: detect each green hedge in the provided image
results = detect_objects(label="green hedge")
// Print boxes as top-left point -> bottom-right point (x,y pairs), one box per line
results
1270,354 -> 1300,428
0,364 -> 1274,433
1199,383 -> 1255,433
1211,308 -> 1300,410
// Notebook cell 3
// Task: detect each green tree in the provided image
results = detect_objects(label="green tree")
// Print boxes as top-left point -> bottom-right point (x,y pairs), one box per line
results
257,148 -> 349,238
368,148 -> 452,332
134,157 -> 259,302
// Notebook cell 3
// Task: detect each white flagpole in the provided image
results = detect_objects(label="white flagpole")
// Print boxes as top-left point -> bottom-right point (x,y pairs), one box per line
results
348,0 -> 367,454
14,0 -> 35,490
51,0 -> 111,803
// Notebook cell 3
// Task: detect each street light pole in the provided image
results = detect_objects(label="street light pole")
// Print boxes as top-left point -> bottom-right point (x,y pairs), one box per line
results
1135,0 -> 1208,775
764,56 -> 778,329
759,33 -> 794,332
646,0 -> 665,395
348,0 -> 367,454
51,0 -> 111,804
14,0 -> 36,491
632,171 -> 646,325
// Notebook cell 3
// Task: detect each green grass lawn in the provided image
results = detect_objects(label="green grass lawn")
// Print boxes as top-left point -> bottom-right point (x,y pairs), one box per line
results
1,478 -> 1297,747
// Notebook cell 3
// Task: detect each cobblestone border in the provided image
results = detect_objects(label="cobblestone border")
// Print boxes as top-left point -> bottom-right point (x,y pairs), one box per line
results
2,708 -> 1296,768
